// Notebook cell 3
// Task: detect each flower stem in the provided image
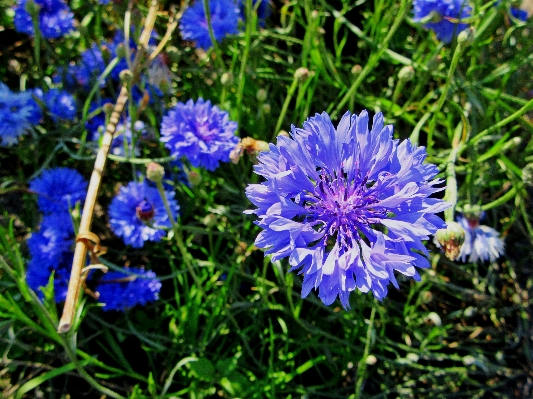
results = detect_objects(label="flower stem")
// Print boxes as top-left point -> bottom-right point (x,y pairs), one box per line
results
354,304 -> 376,399
154,180 -> 206,298
203,0 -> 227,73
427,40 -> 465,157
31,11 -> 44,86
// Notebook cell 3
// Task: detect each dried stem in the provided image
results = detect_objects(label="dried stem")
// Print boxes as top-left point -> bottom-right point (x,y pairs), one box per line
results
58,0 -> 160,333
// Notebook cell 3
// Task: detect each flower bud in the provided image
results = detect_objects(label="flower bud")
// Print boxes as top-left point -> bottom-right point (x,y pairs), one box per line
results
457,27 -> 475,46
351,64 -> 362,75
365,355 -> 377,365
25,0 -> 41,17
188,170 -> 202,186
261,103 -> 271,114
294,67 -> 310,82
221,72 -> 234,86
256,88 -> 267,103
146,162 -> 165,183
102,102 -> 114,117
119,69 -> 134,84
522,163 -> 533,186
435,221 -> 466,260
115,43 -> 127,59
398,65 -> 415,81
462,355 -> 476,366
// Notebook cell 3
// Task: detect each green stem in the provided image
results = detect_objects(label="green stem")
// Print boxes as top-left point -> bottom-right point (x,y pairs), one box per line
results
427,40 -> 465,156
203,0 -> 226,72
31,11 -> 44,86
271,77 -> 299,142
354,304 -> 376,399
155,180 -> 206,297
236,0 -> 253,130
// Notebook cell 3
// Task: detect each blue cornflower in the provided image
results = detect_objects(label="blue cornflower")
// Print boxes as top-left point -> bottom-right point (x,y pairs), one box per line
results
95,268 -> 162,311
160,98 -> 239,171
26,212 -> 74,302
109,181 -> 179,248
180,0 -> 240,50
412,0 -> 471,43
510,7 -> 528,22
245,111 -> 449,308
14,0 -> 74,39
73,43 -> 108,88
0,84 -> 42,146
29,167 -> 88,214
456,213 -> 504,263
238,0 -> 271,27
35,88 -> 77,121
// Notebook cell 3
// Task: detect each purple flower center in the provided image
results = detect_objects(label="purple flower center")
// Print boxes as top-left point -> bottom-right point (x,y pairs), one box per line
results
136,199 -> 155,221
194,121 -> 216,142
305,170 -> 387,249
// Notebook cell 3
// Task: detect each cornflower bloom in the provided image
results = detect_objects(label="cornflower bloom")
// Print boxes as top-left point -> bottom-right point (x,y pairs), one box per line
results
179,0 -> 240,50
35,88 -> 77,121
26,212 -> 75,302
245,110 -> 449,308
510,7 -> 528,22
95,268 -> 162,311
29,167 -> 88,214
412,0 -> 471,43
108,181 -> 179,248
457,213 -> 505,263
0,84 -> 42,146
14,0 -> 74,39
160,98 -> 239,171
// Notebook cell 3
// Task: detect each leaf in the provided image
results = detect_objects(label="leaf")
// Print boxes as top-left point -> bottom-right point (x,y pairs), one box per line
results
189,358 -> 215,382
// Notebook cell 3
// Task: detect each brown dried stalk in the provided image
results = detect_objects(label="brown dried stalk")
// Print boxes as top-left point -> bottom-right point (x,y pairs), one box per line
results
58,0 -> 160,333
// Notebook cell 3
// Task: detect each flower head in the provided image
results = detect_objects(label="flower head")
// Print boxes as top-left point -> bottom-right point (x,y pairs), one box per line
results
0,84 -> 42,146
35,88 -> 77,121
14,0 -> 74,39
161,98 -> 239,171
179,0 -> 240,50
29,167 -> 88,214
245,110 -> 449,308
26,212 -> 75,302
457,212 -> 504,263
95,268 -> 162,311
412,0 -> 471,43
108,181 -> 179,248
510,7 -> 528,22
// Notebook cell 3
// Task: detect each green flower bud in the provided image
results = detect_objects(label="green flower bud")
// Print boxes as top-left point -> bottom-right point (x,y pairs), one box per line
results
256,88 -> 267,103
25,0 -> 41,17
436,221 -> 466,260
398,65 -> 415,81
221,72 -> 234,86
294,67 -> 310,82
146,162 -> 165,183
119,69 -> 134,84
